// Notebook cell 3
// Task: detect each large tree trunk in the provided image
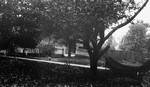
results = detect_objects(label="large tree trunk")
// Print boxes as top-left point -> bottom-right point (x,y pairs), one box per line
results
90,55 -> 98,75
90,48 -> 100,75
89,46 -> 110,75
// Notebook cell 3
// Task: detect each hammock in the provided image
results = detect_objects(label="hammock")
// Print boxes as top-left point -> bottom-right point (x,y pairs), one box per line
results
105,56 -> 150,78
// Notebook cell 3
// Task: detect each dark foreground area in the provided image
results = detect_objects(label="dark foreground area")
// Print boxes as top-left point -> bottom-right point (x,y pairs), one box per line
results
0,56 -> 147,87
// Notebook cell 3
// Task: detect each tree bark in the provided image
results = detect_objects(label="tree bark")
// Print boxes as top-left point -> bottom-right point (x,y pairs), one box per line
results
89,45 -> 110,75
68,40 -> 72,58
148,48 -> 150,58
23,48 -> 26,54
90,55 -> 98,75
23,48 -> 27,56
147,47 -> 150,58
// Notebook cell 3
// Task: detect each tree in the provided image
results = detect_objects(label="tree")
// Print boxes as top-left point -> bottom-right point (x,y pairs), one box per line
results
120,21 -> 148,52
119,21 -> 148,62
14,13 -> 42,48
73,0 -> 149,74
0,0 -> 44,54
38,0 -> 149,74
145,30 -> 150,58
146,38 -> 150,58
36,0 -> 80,58
38,36 -> 56,57
10,0 -> 148,74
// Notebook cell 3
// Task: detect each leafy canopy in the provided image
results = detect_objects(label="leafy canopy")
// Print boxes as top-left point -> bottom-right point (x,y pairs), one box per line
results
119,21 -> 148,52
0,0 -> 44,49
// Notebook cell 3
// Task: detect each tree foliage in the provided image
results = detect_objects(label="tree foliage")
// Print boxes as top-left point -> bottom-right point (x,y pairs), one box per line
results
72,0 -> 148,74
0,0 -> 44,50
33,0 -> 149,74
106,35 -> 117,50
119,21 -> 148,52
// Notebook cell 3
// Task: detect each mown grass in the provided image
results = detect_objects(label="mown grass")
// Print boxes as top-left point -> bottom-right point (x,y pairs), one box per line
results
53,57 -> 105,66
0,56 -> 144,87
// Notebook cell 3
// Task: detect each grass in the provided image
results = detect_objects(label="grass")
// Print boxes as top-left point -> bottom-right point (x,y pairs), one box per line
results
0,56 -> 146,87
53,57 -> 105,66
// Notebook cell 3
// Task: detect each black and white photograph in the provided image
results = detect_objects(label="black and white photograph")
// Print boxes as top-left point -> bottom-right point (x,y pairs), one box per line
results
0,0 -> 150,86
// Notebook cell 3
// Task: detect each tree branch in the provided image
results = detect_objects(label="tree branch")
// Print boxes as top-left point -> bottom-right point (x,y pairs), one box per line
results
83,37 -> 93,57
98,45 -> 110,59
84,42 -> 93,57
97,39 -> 105,50
104,0 -> 149,42
91,39 -> 97,48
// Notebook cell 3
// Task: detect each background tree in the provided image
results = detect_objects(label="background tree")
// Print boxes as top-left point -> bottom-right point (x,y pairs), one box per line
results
14,12 -> 42,53
146,31 -> 150,58
119,21 -> 148,52
119,21 -> 148,62
36,0 -> 80,58
38,36 -> 56,57
0,0 -> 44,54
146,38 -> 150,58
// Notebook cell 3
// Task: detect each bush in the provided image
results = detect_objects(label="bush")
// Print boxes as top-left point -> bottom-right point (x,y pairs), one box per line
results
39,44 -> 55,57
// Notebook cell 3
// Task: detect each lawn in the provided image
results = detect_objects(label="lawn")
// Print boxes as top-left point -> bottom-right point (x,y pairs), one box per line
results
0,56 -> 146,87
52,57 -> 105,67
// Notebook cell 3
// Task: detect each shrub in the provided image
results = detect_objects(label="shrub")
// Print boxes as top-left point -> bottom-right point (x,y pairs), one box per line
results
39,44 -> 55,57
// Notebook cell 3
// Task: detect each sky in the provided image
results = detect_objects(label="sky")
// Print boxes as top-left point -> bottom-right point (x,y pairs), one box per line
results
112,0 -> 150,46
